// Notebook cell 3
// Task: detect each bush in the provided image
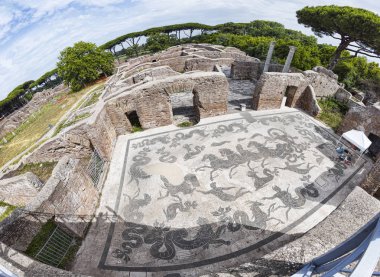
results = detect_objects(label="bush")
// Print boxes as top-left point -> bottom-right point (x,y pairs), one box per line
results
317,97 -> 348,130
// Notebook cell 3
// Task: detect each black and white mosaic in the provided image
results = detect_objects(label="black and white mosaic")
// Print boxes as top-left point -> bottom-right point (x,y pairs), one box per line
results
99,111 -> 365,272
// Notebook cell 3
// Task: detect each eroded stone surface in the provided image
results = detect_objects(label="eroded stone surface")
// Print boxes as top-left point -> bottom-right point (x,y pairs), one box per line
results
0,172 -> 42,206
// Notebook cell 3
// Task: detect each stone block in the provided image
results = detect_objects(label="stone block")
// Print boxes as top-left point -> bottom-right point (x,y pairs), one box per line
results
0,172 -> 42,206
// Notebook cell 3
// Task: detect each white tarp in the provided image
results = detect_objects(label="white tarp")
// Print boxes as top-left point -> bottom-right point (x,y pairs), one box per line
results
342,130 -> 372,153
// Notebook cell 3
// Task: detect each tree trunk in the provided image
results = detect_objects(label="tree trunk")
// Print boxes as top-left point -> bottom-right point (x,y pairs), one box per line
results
328,37 -> 352,70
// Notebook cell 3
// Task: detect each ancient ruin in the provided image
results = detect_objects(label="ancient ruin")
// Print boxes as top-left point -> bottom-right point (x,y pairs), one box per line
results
0,43 -> 379,276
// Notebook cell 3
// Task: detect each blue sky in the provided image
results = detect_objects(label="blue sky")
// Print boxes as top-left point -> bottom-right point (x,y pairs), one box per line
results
0,0 -> 379,99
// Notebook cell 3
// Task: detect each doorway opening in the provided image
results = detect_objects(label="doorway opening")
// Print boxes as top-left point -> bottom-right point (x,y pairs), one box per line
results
126,111 -> 142,132
170,91 -> 199,127
284,86 -> 298,107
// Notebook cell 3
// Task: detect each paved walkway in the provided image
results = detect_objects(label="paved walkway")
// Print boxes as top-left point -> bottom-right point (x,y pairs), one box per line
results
73,109 -> 369,276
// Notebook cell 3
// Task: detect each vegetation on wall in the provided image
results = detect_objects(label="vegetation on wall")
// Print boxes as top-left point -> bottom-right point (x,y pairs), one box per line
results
0,201 -> 16,222
317,97 -> 349,130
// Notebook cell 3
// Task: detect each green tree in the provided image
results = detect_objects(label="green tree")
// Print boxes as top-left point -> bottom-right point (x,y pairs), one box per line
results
145,33 -> 177,53
57,41 -> 114,91
297,5 -> 380,69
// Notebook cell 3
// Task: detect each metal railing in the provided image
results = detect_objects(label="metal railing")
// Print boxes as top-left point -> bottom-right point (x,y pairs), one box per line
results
34,226 -> 74,267
86,150 -> 105,188
292,213 -> 380,277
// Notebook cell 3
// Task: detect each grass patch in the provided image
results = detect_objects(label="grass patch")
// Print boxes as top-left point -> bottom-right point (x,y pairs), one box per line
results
60,239 -> 81,270
2,161 -> 57,183
0,201 -> 16,222
24,218 -> 81,269
317,97 -> 349,131
177,121 -> 194,127
132,125 -> 144,133
0,82 -> 104,168
53,112 -> 92,136
25,219 -> 56,257
80,87 -> 104,108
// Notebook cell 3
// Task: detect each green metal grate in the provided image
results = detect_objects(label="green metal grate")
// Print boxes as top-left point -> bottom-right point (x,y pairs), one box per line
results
34,226 -> 74,267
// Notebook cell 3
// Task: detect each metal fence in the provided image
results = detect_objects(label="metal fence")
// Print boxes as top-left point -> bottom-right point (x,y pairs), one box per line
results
86,150 -> 105,188
35,226 -> 74,267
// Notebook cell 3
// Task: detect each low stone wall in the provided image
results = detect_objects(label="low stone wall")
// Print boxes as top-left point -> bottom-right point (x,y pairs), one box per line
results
25,94 -> 129,163
0,173 -> 42,206
0,242 -> 86,276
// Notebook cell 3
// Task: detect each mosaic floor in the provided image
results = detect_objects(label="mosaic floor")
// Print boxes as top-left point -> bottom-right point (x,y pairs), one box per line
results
79,110 -> 366,275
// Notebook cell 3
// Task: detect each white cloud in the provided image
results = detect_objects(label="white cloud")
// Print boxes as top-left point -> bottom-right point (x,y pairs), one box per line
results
0,0 -> 379,99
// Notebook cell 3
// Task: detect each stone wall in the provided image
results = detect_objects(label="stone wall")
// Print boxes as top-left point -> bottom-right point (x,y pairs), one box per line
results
108,71 -> 229,128
87,105 -> 128,160
294,85 -> 321,116
360,159 -> 380,195
26,125 -> 93,164
0,173 -> 42,206
304,67 -> 341,98
0,84 -> 68,138
0,156 -> 99,251
27,156 -> 99,237
130,66 -> 180,85
184,57 -> 233,72
192,73 -> 229,118
230,61 -> 261,80
0,209 -> 50,252
0,242 -> 87,276
135,86 -> 174,129
338,105 -> 380,137
335,87 -> 352,102
252,72 -> 308,110
252,66 -> 342,114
